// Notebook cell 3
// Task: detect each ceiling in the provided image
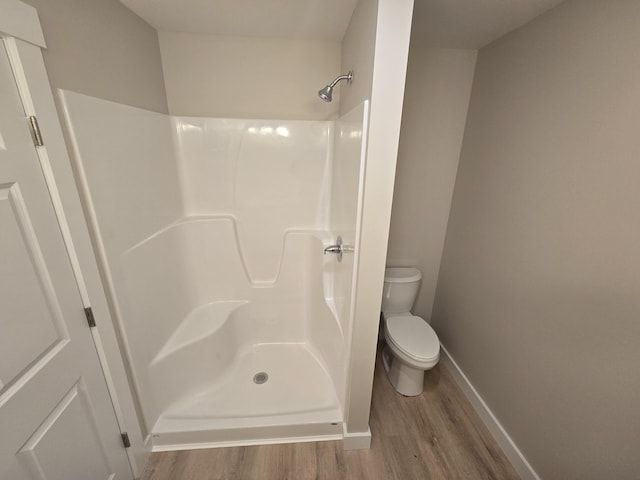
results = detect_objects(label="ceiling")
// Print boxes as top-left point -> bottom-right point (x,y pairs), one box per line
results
412,0 -> 567,49
119,0 -> 359,42
121,0 -> 566,48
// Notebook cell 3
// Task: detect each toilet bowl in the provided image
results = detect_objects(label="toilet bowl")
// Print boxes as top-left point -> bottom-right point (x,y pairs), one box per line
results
381,268 -> 440,396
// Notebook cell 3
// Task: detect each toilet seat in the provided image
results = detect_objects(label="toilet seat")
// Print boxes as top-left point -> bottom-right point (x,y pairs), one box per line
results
385,315 -> 439,362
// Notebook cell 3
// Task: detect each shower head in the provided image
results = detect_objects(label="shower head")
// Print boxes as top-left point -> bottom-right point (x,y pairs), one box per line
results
318,71 -> 353,102
318,85 -> 334,102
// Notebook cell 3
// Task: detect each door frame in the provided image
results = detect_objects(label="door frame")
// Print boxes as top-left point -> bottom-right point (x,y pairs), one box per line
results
0,2 -> 149,476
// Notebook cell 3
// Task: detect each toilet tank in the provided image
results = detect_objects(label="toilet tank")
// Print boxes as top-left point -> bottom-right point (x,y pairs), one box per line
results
381,267 -> 422,314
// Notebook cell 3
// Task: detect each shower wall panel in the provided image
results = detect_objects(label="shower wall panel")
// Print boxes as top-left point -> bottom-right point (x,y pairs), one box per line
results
322,102 -> 369,407
61,91 -> 183,255
173,117 -> 333,283
61,91 -> 186,428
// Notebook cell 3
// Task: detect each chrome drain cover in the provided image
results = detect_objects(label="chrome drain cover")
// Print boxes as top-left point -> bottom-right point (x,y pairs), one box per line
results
253,372 -> 269,384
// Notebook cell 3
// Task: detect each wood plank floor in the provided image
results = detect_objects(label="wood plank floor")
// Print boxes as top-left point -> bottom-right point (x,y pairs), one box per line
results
140,348 -> 519,479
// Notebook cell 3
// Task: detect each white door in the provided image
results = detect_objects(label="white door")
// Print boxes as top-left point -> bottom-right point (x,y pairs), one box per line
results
0,40 -> 133,479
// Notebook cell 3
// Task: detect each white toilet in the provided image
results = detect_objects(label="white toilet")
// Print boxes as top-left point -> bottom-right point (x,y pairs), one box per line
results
381,267 -> 440,396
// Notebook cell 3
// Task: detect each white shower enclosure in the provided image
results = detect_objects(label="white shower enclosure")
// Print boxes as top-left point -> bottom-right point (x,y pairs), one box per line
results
61,91 -> 369,449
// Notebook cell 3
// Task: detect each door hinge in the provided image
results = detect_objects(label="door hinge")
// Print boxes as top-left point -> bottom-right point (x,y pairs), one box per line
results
84,307 -> 96,328
27,116 -> 44,147
121,432 -> 131,448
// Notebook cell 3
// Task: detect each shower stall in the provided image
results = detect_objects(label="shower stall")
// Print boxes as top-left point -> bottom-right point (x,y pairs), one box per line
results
60,91 -> 369,449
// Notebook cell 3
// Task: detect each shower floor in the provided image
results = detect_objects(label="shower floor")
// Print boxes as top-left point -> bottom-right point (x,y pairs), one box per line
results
151,343 -> 343,449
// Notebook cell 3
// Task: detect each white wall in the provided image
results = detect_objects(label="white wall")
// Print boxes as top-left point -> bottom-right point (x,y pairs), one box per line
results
433,1 -> 640,478
341,0 -> 414,442
159,32 -> 341,120
386,47 -> 477,321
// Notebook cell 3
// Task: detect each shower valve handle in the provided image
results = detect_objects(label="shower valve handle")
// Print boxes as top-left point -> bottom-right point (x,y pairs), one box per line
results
324,236 -> 353,263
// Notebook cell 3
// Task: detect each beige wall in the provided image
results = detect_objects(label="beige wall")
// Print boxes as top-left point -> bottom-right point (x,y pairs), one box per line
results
338,0 -> 377,116
159,32 -> 341,119
433,1 -> 640,478
387,47 -> 476,321
23,0 -> 167,113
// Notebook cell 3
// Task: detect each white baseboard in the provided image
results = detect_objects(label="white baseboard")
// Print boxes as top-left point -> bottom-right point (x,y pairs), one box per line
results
342,426 -> 372,450
440,346 -> 540,480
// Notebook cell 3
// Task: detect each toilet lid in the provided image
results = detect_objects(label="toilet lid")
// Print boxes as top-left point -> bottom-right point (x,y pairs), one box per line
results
385,315 -> 439,362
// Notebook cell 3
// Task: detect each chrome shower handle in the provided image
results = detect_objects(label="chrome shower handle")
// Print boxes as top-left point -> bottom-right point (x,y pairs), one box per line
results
324,244 -> 343,262
324,244 -> 343,255
323,236 -> 353,263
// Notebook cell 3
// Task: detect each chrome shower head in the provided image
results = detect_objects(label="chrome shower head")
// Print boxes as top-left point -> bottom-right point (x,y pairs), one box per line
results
318,71 -> 353,103
318,84 -> 334,102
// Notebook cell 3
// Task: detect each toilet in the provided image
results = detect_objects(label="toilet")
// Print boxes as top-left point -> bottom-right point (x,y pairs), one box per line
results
381,267 -> 440,396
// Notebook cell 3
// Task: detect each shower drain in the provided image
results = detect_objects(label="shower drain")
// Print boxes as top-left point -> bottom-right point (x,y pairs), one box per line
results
253,372 -> 269,384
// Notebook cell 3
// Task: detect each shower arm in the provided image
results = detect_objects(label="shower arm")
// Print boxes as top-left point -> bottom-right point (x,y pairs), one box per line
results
328,72 -> 353,88
318,71 -> 353,103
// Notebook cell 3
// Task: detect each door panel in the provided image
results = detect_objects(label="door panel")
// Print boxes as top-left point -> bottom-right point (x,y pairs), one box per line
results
0,40 -> 132,480
17,381 -> 114,480
0,182 -> 66,388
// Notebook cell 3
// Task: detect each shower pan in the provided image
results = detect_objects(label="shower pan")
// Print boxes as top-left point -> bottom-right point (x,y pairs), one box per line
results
60,90 -> 369,450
